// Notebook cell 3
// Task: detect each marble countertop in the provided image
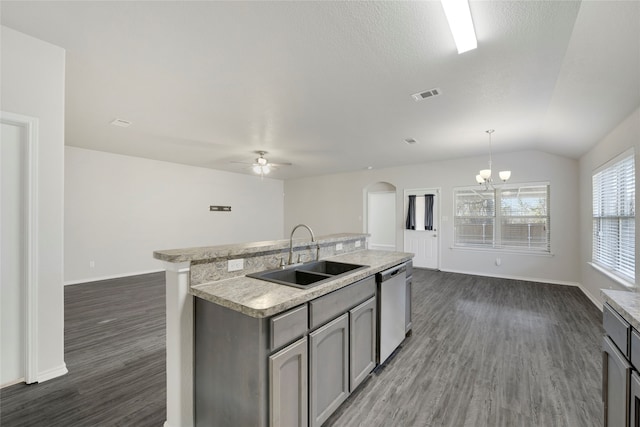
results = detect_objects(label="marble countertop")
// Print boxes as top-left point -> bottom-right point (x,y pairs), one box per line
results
602,289 -> 640,330
154,233 -> 367,263
191,249 -> 413,318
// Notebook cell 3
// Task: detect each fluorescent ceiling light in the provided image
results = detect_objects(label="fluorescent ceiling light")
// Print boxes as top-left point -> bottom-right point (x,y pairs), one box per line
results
441,0 -> 477,54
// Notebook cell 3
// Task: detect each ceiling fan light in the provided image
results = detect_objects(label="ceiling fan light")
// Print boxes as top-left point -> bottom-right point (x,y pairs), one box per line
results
476,174 -> 484,184
479,169 -> 491,180
262,165 -> 270,174
252,165 -> 262,174
257,157 -> 267,166
499,170 -> 511,181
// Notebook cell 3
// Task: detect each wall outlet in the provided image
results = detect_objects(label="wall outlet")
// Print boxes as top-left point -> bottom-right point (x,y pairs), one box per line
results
355,240 -> 361,248
228,259 -> 244,272
89,260 -> 95,268
336,243 -> 343,251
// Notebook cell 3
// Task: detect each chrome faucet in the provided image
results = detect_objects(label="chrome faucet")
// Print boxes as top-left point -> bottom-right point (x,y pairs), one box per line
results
288,224 -> 320,265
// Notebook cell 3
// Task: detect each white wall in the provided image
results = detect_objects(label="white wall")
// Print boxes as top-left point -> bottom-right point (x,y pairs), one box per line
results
579,107 -> 640,305
1,26 -> 67,380
285,150 -> 580,285
64,147 -> 284,283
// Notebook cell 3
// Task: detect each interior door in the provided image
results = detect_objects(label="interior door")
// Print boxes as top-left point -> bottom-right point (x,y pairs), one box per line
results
1,121 -> 27,386
367,191 -> 396,251
404,189 -> 439,269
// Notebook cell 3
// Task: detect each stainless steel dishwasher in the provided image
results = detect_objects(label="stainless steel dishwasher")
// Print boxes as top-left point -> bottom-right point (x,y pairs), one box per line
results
377,263 -> 407,364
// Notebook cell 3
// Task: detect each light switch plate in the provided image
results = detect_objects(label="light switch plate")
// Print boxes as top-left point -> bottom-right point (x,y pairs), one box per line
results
228,259 -> 244,272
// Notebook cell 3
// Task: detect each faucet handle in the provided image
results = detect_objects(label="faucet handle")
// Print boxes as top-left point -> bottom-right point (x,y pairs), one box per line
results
279,257 -> 286,268
297,254 -> 302,263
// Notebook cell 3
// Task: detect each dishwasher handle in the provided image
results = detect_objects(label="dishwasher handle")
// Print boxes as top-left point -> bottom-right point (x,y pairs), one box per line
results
378,264 -> 407,282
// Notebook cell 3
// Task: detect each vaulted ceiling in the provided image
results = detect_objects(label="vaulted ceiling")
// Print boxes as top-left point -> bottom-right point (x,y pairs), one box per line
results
2,1 -> 639,179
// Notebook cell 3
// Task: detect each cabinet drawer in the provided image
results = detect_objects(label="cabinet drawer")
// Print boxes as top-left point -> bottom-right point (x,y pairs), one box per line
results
632,329 -> 640,370
604,303 -> 630,358
309,276 -> 376,329
270,304 -> 308,351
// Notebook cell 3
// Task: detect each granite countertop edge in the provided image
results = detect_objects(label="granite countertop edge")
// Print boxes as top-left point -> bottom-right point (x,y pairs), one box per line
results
153,233 -> 368,263
602,289 -> 640,330
191,250 -> 414,318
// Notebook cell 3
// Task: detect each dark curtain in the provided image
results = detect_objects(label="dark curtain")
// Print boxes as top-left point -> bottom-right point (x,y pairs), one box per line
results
406,195 -> 416,230
424,194 -> 434,231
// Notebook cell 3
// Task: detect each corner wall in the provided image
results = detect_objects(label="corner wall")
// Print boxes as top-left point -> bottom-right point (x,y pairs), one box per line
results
64,147 -> 284,284
579,107 -> 640,306
284,150 -> 580,285
1,26 -> 66,380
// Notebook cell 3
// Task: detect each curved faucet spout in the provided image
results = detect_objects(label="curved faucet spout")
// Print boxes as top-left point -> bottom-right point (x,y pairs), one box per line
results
288,224 -> 319,265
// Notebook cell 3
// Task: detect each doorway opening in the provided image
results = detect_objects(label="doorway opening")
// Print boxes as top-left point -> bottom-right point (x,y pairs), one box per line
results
1,112 -> 39,386
365,182 -> 397,251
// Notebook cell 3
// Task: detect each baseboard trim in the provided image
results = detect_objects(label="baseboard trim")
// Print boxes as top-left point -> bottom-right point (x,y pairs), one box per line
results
1,377 -> 26,389
38,363 -> 68,383
439,268 -> 580,287
64,269 -> 164,286
575,283 -> 603,311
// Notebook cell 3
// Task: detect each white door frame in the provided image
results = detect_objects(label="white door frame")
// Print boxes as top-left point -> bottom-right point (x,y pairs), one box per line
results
1,111 -> 39,384
403,187 -> 441,269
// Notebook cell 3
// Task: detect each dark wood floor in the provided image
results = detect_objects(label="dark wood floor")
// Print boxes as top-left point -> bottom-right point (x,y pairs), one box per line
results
0,269 -> 603,427
0,272 -> 167,427
326,270 -> 604,427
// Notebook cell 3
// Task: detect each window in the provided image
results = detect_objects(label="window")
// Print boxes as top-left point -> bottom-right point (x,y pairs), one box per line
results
592,150 -> 635,284
454,183 -> 550,252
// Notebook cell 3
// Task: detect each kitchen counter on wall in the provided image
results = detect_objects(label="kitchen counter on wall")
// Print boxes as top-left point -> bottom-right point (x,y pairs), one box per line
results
191,249 -> 413,318
602,289 -> 640,330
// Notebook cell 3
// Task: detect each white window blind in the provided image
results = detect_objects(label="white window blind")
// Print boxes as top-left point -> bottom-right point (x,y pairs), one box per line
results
454,183 -> 550,252
500,185 -> 550,251
592,151 -> 635,283
454,188 -> 495,246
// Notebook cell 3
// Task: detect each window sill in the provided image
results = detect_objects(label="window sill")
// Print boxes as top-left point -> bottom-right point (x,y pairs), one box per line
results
588,262 -> 635,289
450,246 -> 554,257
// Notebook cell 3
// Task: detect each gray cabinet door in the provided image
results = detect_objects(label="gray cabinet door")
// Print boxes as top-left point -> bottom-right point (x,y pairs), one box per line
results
309,313 -> 349,427
349,296 -> 376,392
405,276 -> 412,333
631,371 -> 640,427
603,336 -> 631,427
269,336 -> 308,427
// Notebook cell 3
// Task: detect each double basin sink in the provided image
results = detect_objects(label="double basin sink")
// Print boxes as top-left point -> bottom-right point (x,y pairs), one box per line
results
247,260 -> 368,289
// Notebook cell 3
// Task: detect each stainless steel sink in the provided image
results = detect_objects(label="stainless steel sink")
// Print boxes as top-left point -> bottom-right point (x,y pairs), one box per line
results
247,260 -> 368,289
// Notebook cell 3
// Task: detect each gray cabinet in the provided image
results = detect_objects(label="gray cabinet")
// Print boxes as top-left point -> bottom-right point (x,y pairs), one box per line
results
603,336 -> 631,427
269,337 -> 308,427
350,296 -> 376,391
309,313 -> 349,427
631,371 -> 640,427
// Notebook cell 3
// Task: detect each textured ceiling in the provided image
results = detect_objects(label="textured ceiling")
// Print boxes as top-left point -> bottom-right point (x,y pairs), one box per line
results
1,1 -> 639,180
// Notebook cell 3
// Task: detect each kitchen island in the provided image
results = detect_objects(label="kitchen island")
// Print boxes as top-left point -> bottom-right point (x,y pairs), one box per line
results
154,233 -> 413,427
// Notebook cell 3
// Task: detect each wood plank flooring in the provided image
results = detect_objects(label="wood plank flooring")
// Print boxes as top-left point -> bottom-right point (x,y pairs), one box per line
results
325,269 -> 604,427
0,272 -> 166,427
0,269 -> 603,427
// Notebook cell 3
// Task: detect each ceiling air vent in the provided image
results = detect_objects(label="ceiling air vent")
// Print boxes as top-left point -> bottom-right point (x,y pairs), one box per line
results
110,118 -> 132,128
411,88 -> 441,102
404,138 -> 418,145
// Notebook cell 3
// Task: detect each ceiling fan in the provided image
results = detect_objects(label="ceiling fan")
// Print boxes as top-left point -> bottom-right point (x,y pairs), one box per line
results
232,151 -> 292,177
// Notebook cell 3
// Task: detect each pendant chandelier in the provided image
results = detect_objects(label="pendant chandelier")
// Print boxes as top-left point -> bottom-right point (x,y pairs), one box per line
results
475,129 -> 511,189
